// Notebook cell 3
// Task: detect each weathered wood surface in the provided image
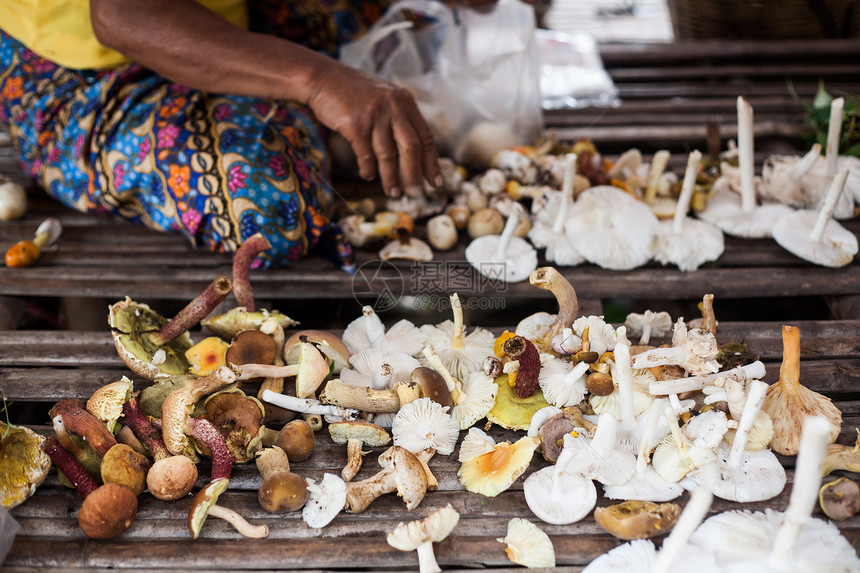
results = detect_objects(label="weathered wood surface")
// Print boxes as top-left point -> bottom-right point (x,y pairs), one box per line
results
3,320 -> 860,569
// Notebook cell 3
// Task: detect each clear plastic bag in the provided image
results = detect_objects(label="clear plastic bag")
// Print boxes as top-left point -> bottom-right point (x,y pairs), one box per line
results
536,30 -> 620,110
339,0 -> 543,167
0,507 -> 20,566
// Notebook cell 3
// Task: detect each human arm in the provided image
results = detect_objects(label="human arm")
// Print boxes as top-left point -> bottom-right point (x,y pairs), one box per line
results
89,0 -> 441,197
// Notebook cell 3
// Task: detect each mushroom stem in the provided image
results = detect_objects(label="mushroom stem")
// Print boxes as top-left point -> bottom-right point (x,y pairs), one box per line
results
190,366 -> 237,399
151,275 -> 233,346
645,150 -> 670,204
701,293 -> 717,338
236,363 -> 300,381
421,346 -> 463,404
414,449 -> 438,491
395,381 -> 421,407
494,205 -> 521,260
551,153 -> 577,234
581,326 -> 591,353
652,487 -> 713,573
122,397 -> 171,461
671,150 -> 702,235
637,399 -> 665,474
613,331 -> 637,433
592,414 -> 619,458
768,416 -> 833,568
664,406 -> 689,455
206,504 -> 269,538
233,233 -> 271,312
344,466 -> 397,513
320,379 -> 400,413
825,97 -> 845,179
188,417 -> 233,481
726,379 -> 767,469
450,294 -> 465,352
256,446 -> 290,480
528,267 -> 580,353
261,389 -> 360,419
49,399 -> 118,458
649,361 -> 765,395
736,96 -> 756,213
415,540 -> 441,573
343,439 -> 367,482
777,325 -> 801,392
259,317 -> 286,396
791,143 -> 822,179
810,169 -> 849,243
42,436 -> 99,498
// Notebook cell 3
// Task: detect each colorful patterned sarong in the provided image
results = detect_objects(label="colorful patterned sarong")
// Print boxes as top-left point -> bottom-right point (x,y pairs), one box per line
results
0,0 -> 393,270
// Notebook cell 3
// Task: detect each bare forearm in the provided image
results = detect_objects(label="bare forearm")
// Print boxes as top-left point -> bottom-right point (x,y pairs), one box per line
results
90,0 -> 328,105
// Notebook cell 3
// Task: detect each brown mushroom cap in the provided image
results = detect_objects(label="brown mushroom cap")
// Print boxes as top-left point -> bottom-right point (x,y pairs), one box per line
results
188,478 -> 228,539
258,471 -> 309,513
226,330 -> 277,369
586,371 -> 614,396
594,500 -> 681,541
411,367 -> 454,409
820,477 -> 860,521
78,483 -> 138,539
203,389 -> 265,463
380,446 -> 428,511
147,455 -> 198,501
328,421 -> 391,447
277,419 -> 316,463
100,444 -> 150,496
537,412 -> 577,462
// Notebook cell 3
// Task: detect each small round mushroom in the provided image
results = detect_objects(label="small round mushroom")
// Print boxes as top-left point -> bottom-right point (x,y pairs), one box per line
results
819,477 -> 860,521
444,204 -> 470,230
387,504 -> 460,573
256,446 -> 309,513
467,207 -> 504,239
147,455 -> 198,501
0,177 -> 27,221
277,419 -> 316,463
426,214 -> 458,251
100,443 -> 150,496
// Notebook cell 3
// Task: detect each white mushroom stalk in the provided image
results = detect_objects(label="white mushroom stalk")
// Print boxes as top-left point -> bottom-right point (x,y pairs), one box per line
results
260,389 -> 359,420
684,380 -> 786,502
564,414 -> 636,486
527,153 -> 583,266
604,398 -> 681,502
652,406 -> 718,483
387,504 -> 460,573
612,327 -> 650,454
737,96 -> 757,214
644,149 -> 671,205
631,319 -> 720,376
342,306 -> 424,356
625,310 -> 672,346
538,354 -> 589,408
825,97 -> 845,180
654,150 -> 724,272
422,345 -> 497,430
419,293 -> 495,380
648,361 -> 765,395
465,202 -> 538,283
773,168 -> 859,268
523,432 -> 598,524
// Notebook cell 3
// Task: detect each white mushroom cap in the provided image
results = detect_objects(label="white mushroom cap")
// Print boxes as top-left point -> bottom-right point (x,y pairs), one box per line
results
523,437 -> 597,524
572,315 -> 616,356
340,348 -> 421,390
465,203 -> 538,283
624,310 -> 673,345
697,175 -> 794,238
451,371 -> 498,431
458,427 -> 498,462
563,415 -> 636,486
419,295 -> 495,380
565,185 -> 659,270
302,473 -> 347,529
387,504 -> 459,573
683,409 -> 730,449
652,406 -> 718,483
538,355 -> 589,408
773,169 -> 859,268
342,306 -> 424,356
392,398 -> 459,456
515,312 -> 558,343
497,518 -> 555,568
378,236 -> 433,262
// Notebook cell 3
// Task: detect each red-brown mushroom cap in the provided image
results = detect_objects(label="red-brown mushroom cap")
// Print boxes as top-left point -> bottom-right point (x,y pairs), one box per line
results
78,483 -> 138,539
225,330 -> 277,370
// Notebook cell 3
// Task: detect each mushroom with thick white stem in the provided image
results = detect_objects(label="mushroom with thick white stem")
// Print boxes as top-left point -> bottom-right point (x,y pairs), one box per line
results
607,327 -> 655,454
342,306 -> 424,356
698,97 -> 794,238
685,380 -> 786,502
421,345 -> 497,430
625,310 -> 673,346
522,431 -> 597,525
260,390 -> 360,421
329,420 -> 391,482
339,347 -> 420,393
583,487 -> 719,573
514,266 -> 580,353
688,416 -> 860,572
772,168 -> 858,267
527,153 -> 584,266
563,414 -> 636,486
497,518 -> 556,569
387,504 -> 459,573
465,202 -> 537,283
652,406 -> 718,483
564,185 -> 659,270
302,473 -> 347,529
5,216 -> 62,267
760,143 -> 823,207
761,325 -> 842,455
188,478 -> 268,539
631,318 -> 720,376
392,398 -> 459,456
419,293 -> 495,381
654,150 -> 725,271
344,445 -> 428,512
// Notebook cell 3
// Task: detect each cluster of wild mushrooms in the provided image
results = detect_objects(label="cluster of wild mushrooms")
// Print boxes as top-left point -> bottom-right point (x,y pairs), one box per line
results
9,254 -> 860,570
339,96 -> 859,276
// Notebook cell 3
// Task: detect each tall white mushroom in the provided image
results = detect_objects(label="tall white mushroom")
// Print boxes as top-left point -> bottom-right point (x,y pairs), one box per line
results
527,153 -> 584,266
422,345 -> 497,430
698,97 -> 794,238
625,310 -> 673,346
342,306 -> 424,356
565,185 -> 659,270
387,504 -> 460,573
611,327 -> 653,454
684,380 -> 786,502
759,144 -> 823,207
654,150 -> 725,271
688,416 -> 860,573
465,202 -> 538,283
631,319 -> 720,376
583,487 -> 719,573
563,414 -> 636,486
772,168 -> 859,268
419,293 -> 495,380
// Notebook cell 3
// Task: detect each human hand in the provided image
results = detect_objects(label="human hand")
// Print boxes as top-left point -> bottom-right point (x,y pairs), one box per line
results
307,62 -> 442,198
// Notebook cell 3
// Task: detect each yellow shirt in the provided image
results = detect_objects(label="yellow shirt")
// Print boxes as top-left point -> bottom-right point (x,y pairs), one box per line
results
0,0 -> 248,70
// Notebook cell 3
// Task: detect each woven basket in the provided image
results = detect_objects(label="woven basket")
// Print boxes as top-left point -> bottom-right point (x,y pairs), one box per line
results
668,0 -> 860,39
